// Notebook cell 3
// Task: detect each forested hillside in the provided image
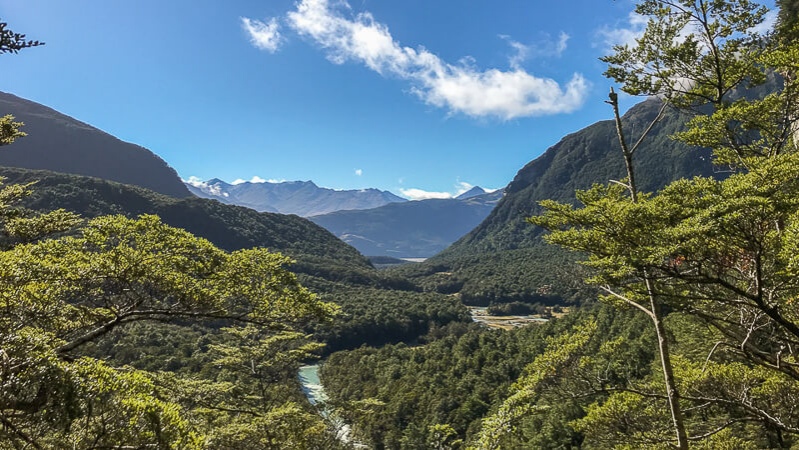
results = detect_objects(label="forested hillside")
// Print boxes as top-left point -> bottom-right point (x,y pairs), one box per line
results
0,166 -> 468,447
0,167 -> 470,354
321,304 -> 654,448
392,97 -> 718,304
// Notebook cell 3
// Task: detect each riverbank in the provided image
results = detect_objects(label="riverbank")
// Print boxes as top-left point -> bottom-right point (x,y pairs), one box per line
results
467,306 -> 551,330
298,363 -> 365,448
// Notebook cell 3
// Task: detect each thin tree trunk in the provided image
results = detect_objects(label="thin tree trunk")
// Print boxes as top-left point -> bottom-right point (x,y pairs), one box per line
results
786,72 -> 798,152
608,89 -> 689,449
647,277 -> 689,449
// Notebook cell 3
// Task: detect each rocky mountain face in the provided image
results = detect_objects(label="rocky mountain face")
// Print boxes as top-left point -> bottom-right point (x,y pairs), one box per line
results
0,91 -> 191,198
185,178 -> 406,217
310,189 -> 503,258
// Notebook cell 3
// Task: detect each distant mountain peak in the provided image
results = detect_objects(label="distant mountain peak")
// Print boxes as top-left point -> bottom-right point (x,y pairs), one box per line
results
185,177 -> 406,217
456,186 -> 488,200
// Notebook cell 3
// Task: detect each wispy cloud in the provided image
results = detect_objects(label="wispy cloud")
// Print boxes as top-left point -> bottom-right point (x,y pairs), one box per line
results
503,37 -> 530,70
184,176 -> 205,188
455,181 -> 474,196
502,32 -> 569,69
241,17 -> 283,52
263,0 -> 589,120
596,12 -> 648,51
355,168 -> 363,176
553,32 -> 569,56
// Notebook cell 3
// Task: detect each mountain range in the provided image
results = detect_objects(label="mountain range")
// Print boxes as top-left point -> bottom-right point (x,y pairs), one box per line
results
0,167 -> 374,282
185,178 -> 505,257
0,91 -> 503,258
0,89 -> 731,353
185,177 -> 406,217
0,90 -> 718,307
310,188 -> 503,257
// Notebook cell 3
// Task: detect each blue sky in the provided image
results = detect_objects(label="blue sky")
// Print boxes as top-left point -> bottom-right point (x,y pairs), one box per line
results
0,0 -> 776,199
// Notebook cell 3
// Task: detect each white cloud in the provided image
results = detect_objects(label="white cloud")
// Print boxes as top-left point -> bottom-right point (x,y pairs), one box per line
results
555,32 -> 569,55
183,176 -> 228,197
285,0 -> 588,120
750,9 -> 778,36
399,180 -> 492,200
183,176 -> 205,188
232,176 -> 269,185
241,17 -> 283,52
502,37 -> 529,70
355,168 -> 363,176
596,12 -> 648,51
400,188 -> 453,200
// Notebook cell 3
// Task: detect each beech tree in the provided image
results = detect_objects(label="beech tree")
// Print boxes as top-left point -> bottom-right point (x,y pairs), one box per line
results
481,0 -> 799,448
0,213 -> 340,448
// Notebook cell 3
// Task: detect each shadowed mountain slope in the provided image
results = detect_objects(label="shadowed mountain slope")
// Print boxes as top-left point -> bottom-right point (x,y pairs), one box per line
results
310,190 -> 503,258
0,91 -> 191,198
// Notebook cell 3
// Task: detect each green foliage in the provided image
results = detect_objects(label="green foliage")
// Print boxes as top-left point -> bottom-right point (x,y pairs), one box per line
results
0,200 -> 339,446
320,305 -> 656,449
775,0 -> 799,48
0,114 -> 26,145
473,320 -> 596,450
157,326 -> 345,449
525,1 -> 799,447
0,167 -> 473,356
0,163 -> 473,446
428,423 -> 464,450
0,20 -> 42,54
601,0 -> 767,106
317,286 -> 471,354
0,177 -> 81,249
486,301 -> 544,316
